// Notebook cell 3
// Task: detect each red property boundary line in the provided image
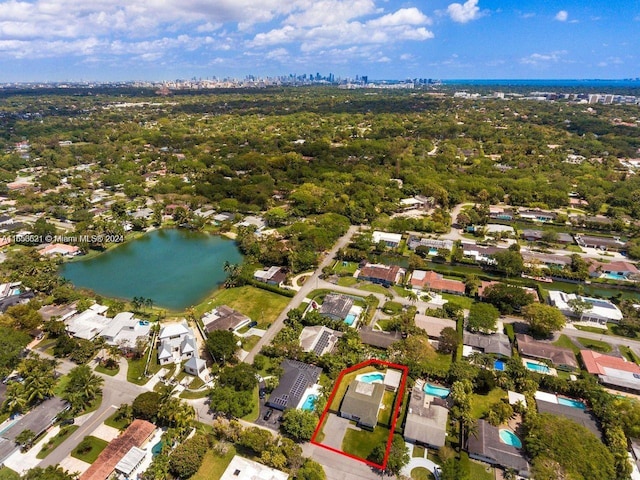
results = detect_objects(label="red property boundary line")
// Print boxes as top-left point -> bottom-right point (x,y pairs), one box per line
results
310,359 -> 409,470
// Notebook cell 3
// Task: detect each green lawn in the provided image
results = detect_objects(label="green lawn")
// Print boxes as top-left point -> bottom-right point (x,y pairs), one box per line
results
71,436 -> 109,464
193,285 -> 290,327
334,261 -> 358,275
620,346 -> 640,364
577,337 -> 612,353
574,324 -> 608,334
37,426 -> 79,459
411,467 -> 435,480
81,394 -> 103,415
104,411 -> 131,431
412,445 -> 426,458
53,375 -> 70,397
241,385 -> 260,422
441,294 -> 473,309
358,284 -> 392,296
127,347 -> 160,385
191,445 -> 236,480
337,276 -> 359,287
468,459 -> 494,480
392,286 -> 412,298
241,335 -> 261,352
470,388 -> 507,420
553,335 -> 580,354
342,426 -> 390,460
378,391 -> 397,427
179,388 -> 212,400
94,364 -> 119,376
430,352 -> 453,374
0,467 -> 19,480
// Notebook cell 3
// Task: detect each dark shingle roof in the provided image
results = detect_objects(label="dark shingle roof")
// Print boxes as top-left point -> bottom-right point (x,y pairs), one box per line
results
319,294 -> 354,320
467,420 -> 529,473
359,326 -> 403,349
535,400 -> 601,438
516,334 -> 578,369
266,360 -> 321,411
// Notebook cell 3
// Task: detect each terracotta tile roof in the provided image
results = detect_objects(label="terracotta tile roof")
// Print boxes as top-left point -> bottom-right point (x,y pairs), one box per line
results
581,350 -> 640,375
80,420 -> 155,480
410,270 -> 465,294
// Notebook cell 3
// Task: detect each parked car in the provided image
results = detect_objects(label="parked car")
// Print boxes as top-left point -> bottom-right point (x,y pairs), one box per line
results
259,388 -> 266,399
248,321 -> 258,328
263,409 -> 273,421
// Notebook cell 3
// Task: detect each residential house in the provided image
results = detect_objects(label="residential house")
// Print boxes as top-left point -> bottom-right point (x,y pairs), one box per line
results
157,321 -> 197,365
403,385 -> 449,448
516,334 -> 578,371
339,380 -> 385,429
535,392 -> 601,437
236,215 -> 266,231
521,229 -> 573,244
461,243 -> 502,264
372,231 -> 402,248
299,326 -> 342,356
463,332 -> 512,358
39,243 -> 80,257
581,350 -> 640,393
574,234 -> 626,252
359,326 -> 403,349
407,236 -> 453,251
38,302 -> 77,322
399,196 -> 434,212
410,270 -> 465,295
588,261 -> 640,280
80,420 -> 156,480
548,291 -> 623,324
467,420 -> 529,476
357,263 -> 405,286
489,206 -> 515,221
253,266 -> 287,286
413,315 -> 457,340
184,356 -> 209,380
202,305 -> 251,333
521,252 -> 572,270
100,312 -> 151,351
65,304 -> 110,340
384,369 -> 403,392
220,456 -> 288,480
518,209 -> 557,223
266,360 -> 321,411
318,293 -> 354,321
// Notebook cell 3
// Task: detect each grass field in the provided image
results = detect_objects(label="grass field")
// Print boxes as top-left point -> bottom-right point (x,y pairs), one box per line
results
468,460 -> 494,480
37,426 -> 79,459
574,324 -> 608,334
104,411 -> 130,431
333,261 -> 358,275
412,445 -> 426,458
194,285 -> 290,328
191,445 -> 236,480
241,385 -> 260,422
337,277 -> 359,287
378,390 -> 397,427
553,334 -> 580,354
358,284 -> 391,296
441,294 -> 473,309
94,364 -> 119,376
127,347 -> 160,385
241,335 -> 261,352
620,346 -> 640,364
470,388 -> 507,420
341,426 -> 390,461
411,467 -> 435,480
577,337 -> 612,353
71,436 -> 108,464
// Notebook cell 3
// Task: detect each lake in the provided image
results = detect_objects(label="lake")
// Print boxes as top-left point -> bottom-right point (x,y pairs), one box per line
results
60,229 -> 243,311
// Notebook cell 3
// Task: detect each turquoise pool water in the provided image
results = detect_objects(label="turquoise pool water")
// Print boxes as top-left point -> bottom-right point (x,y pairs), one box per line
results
499,429 -> 522,448
151,441 -> 163,456
494,360 -> 506,371
428,248 -> 438,255
424,383 -> 450,398
359,373 -> 385,383
525,361 -> 550,373
603,273 -> 626,280
344,313 -> 356,325
301,394 -> 317,411
558,397 -> 586,409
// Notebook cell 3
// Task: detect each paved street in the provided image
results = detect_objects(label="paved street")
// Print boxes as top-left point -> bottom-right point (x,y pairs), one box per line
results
244,225 -> 362,363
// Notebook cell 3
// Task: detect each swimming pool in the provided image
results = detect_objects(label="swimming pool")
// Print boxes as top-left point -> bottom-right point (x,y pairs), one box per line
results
424,383 -> 450,398
151,441 -> 163,456
428,248 -> 438,256
525,361 -> 550,374
494,360 -> 506,371
359,373 -> 385,383
344,314 -> 356,326
557,397 -> 586,409
499,429 -> 522,448
602,273 -> 626,280
301,394 -> 318,411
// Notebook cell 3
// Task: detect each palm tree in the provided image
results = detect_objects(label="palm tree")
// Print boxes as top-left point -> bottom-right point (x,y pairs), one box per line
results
145,297 -> 154,311
132,296 -> 143,311
63,365 -> 104,412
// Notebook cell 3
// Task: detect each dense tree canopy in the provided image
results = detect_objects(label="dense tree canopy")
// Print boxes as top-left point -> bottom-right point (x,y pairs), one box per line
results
521,304 -> 566,338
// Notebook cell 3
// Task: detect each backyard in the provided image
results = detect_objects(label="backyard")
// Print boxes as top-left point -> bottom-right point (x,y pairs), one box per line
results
192,445 -> 236,480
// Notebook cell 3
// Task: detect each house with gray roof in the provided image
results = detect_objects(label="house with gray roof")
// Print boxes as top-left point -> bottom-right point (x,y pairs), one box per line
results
202,305 -> 251,333
463,332 -> 512,358
535,397 -> 600,438
467,420 -> 529,476
403,385 -> 449,448
157,321 -> 197,365
516,334 -> 578,371
299,326 -> 342,356
340,380 -> 385,429
319,293 -> 354,321
359,326 -> 403,349
100,312 -> 151,351
266,360 -> 321,411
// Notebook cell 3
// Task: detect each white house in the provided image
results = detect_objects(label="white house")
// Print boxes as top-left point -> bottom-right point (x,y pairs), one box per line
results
372,231 -> 402,248
100,312 -> 151,351
65,304 -> 110,340
548,290 -> 623,324
157,321 -> 197,365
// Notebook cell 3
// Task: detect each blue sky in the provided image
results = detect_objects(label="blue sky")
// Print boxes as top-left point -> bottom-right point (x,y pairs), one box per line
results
0,0 -> 638,82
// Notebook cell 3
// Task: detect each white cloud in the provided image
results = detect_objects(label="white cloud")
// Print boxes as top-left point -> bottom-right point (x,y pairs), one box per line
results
368,8 -> 431,27
555,10 -> 568,22
520,50 -> 568,65
283,0 -> 378,27
447,0 -> 482,24
400,53 -> 413,61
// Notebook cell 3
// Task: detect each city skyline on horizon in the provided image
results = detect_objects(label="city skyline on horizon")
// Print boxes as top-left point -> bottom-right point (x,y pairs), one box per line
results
0,0 -> 638,83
